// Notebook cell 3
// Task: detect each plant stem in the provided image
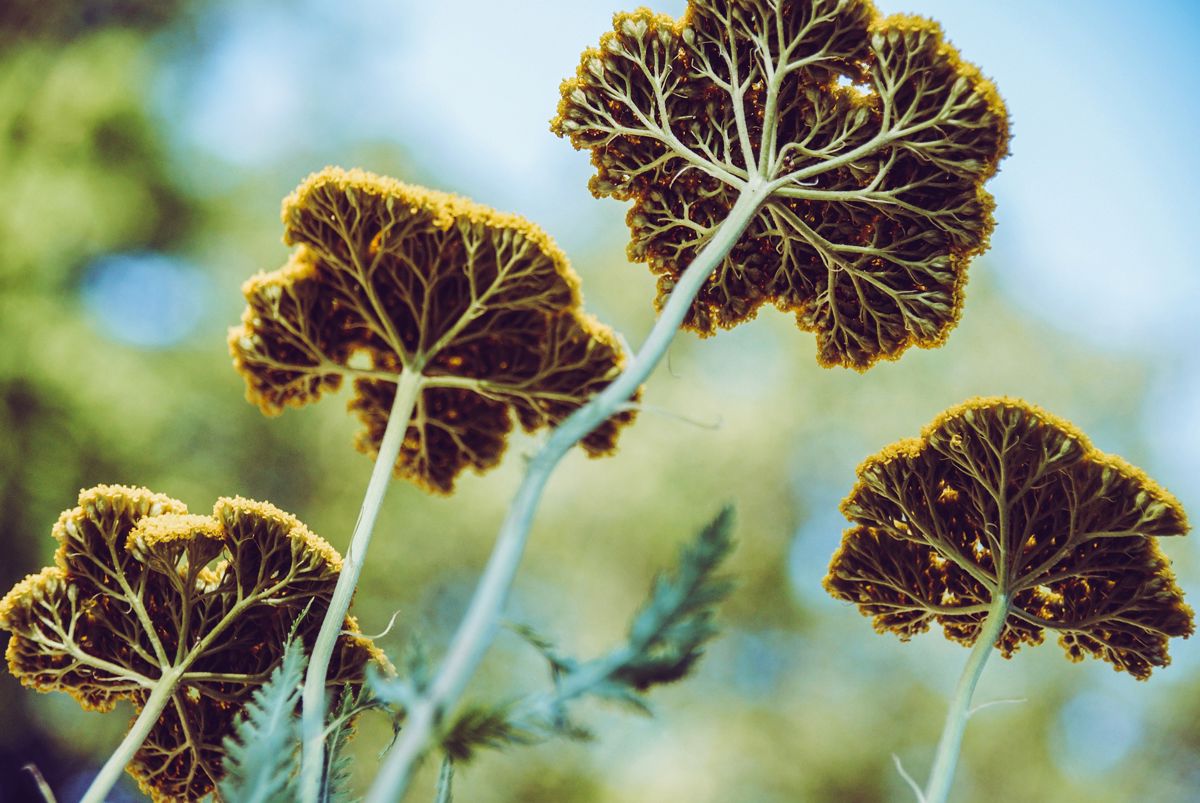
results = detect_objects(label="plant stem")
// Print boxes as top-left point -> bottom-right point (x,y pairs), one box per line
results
921,593 -> 1011,803
22,763 -> 57,803
300,366 -> 425,803
79,671 -> 180,803
511,644 -> 637,725
364,180 -> 771,803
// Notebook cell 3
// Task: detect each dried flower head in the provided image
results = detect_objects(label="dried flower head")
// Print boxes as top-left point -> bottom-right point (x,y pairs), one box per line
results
0,485 -> 381,801
824,398 -> 1193,679
229,167 -> 633,494
552,0 -> 1009,369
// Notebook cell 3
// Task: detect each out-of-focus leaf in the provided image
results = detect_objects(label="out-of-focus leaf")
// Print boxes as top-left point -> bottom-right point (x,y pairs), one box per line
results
440,704 -> 538,763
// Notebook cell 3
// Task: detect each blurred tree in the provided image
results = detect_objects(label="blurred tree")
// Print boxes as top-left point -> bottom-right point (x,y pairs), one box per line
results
0,0 -> 190,42
0,2 -> 1194,801
0,23 -> 195,801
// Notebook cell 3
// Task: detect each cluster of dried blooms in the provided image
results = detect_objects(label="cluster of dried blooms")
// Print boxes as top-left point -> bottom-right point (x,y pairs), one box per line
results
229,167 -> 633,493
825,398 -> 1193,679
0,485 -> 380,800
553,0 -> 1008,369
0,1 -> 1193,802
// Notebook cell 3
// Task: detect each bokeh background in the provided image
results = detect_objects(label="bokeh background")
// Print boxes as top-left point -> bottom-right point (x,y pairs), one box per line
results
1,0 -> 1198,800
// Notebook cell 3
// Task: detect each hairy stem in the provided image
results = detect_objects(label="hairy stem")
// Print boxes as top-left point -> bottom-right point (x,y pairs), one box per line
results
921,593 -> 1011,803
300,366 -> 425,803
364,180 -> 771,803
79,670 -> 181,803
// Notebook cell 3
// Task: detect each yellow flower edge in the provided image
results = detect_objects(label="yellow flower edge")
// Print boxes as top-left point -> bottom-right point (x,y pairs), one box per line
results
841,396 -> 1190,532
281,165 -> 586,306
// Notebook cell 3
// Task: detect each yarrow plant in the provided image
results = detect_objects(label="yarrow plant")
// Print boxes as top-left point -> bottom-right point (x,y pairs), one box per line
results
1,2 -> 1191,802
359,1 -> 1011,798
826,398 -> 1192,801
230,167 -> 633,495
0,485 -> 380,802
227,166 -> 637,800
551,0 -> 1008,367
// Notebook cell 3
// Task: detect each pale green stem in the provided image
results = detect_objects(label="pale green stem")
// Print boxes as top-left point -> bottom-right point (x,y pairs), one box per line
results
79,669 -> 181,803
300,366 -> 425,803
921,593 -> 1011,803
364,180 -> 772,803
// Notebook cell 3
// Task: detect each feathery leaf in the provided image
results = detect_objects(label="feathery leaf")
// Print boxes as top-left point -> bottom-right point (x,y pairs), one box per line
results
218,637 -> 306,803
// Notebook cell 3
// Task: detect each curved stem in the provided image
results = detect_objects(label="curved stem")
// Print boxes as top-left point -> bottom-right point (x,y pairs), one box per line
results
921,593 -> 1011,803
364,180 -> 771,803
79,670 -> 180,803
300,366 -> 425,803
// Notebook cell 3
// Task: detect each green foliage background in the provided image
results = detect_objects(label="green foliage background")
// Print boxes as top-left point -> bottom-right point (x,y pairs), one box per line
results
1,2 -> 1197,801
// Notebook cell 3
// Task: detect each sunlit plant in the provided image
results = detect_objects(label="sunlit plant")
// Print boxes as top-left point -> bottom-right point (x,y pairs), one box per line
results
0,485 -> 380,802
825,398 -> 1192,801
9,1 -> 1190,802
230,166 -> 634,494
228,166 -> 637,800
552,0 -> 1007,368
352,0 -> 1009,798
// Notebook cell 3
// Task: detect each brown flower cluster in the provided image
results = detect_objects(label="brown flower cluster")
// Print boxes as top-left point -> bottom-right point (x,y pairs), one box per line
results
553,0 -> 1009,369
230,167 -> 633,493
0,485 -> 380,801
824,398 -> 1193,679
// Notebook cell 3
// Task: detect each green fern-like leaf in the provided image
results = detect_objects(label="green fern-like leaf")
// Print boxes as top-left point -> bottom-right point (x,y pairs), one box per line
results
218,637 -> 306,803
442,704 -> 538,763
617,505 -> 736,689
473,508 -> 736,757
320,685 -> 363,803
372,509 -> 737,769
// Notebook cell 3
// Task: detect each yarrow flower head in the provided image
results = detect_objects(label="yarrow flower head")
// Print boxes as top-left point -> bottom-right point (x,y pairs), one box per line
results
824,398 -> 1193,679
0,485 -> 382,801
229,167 -> 634,494
552,0 -> 1009,369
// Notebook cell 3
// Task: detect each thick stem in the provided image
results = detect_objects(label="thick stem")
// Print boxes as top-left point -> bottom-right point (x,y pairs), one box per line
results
300,366 -> 425,803
921,593 -> 1011,803
79,672 -> 180,803
365,181 -> 771,803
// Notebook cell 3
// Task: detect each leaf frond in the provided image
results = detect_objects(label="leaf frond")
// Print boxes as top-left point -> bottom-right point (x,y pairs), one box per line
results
218,637 -> 306,803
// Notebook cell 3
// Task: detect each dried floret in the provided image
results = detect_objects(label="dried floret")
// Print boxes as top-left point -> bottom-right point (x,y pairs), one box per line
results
0,485 -> 381,801
824,398 -> 1193,679
553,0 -> 1009,369
229,167 -> 633,494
